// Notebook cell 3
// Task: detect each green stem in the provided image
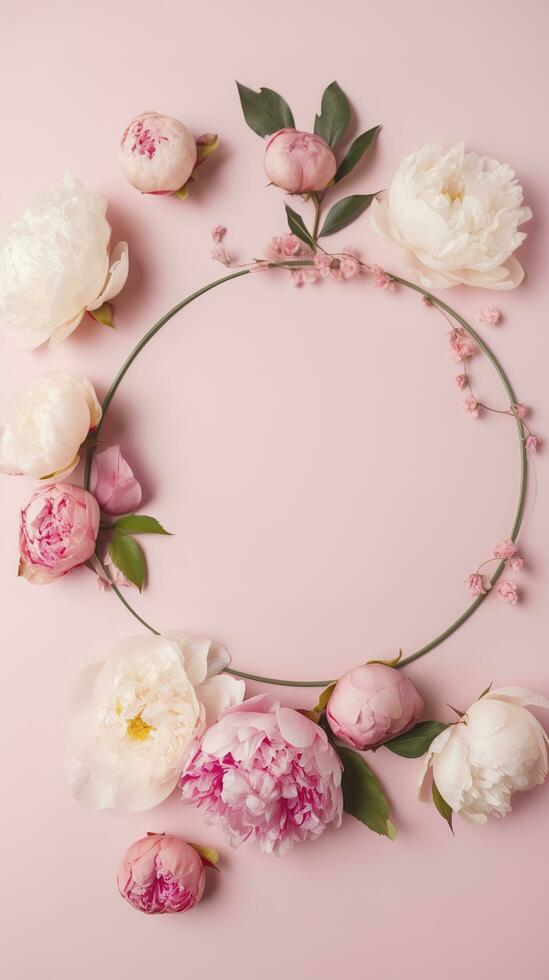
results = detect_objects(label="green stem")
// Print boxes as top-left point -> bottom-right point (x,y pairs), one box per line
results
84,266 -> 528,687
311,193 -> 321,243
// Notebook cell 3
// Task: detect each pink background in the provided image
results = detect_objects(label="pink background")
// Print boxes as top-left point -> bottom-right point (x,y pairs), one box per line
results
1,1 -> 548,977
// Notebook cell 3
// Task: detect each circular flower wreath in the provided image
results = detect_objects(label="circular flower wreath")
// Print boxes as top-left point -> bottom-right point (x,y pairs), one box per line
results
1,82 -> 548,912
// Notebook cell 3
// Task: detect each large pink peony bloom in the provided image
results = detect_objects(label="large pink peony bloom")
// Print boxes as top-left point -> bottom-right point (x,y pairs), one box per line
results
19,482 -> 99,584
117,834 -> 205,914
264,128 -> 337,193
180,695 -> 343,855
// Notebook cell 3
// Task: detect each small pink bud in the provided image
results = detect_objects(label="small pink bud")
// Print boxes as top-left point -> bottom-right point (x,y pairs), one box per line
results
455,374 -> 468,389
117,835 -> 209,915
90,445 -> 142,516
448,328 -> 477,362
495,580 -> 519,604
513,403 -> 529,419
264,128 -> 336,193
120,113 -> 197,194
464,395 -> 480,418
467,573 -> 488,597
525,434 -> 540,454
477,306 -> 501,325
326,663 -> 423,750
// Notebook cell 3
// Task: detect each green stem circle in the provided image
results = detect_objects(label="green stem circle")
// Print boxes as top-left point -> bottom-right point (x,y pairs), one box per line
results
84,267 -> 528,687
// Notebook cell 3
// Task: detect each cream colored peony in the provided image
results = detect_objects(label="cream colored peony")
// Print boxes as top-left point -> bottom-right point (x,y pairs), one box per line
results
0,371 -> 101,479
372,143 -> 532,290
0,174 -> 128,348
418,688 -> 549,823
65,632 -> 245,812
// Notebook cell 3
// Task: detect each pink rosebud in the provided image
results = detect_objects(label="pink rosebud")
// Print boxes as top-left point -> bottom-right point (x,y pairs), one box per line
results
525,434 -> 540,454
211,225 -> 226,243
19,483 -> 99,585
477,306 -> 501,325
495,580 -> 519,604
264,128 -> 337,193
119,113 -> 197,194
467,573 -> 488,597
89,445 -> 142,516
326,663 -> 424,750
448,328 -> 477,362
180,695 -> 343,855
493,538 -> 517,560
513,403 -> 529,419
464,395 -> 480,418
117,835 -> 207,915
508,556 -> 525,571
339,250 -> 362,280
455,373 -> 468,389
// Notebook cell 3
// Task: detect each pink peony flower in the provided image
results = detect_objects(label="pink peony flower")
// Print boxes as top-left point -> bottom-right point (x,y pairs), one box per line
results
211,225 -> 226,243
448,328 -> 477,361
455,374 -> 468,389
180,694 -> 343,855
508,555 -> 525,571
89,445 -> 142,516
513,403 -> 529,419
464,395 -> 480,418
467,573 -> 488,596
264,129 -> 336,193
326,664 -> 423,750
19,483 -> 99,584
117,834 -> 206,914
495,580 -> 519,604
477,306 -> 501,325
493,538 -> 518,560
525,434 -> 540,454
119,113 -> 197,194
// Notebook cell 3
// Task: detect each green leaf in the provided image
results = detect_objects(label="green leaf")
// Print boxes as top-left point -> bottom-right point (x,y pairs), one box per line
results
314,81 -> 351,148
384,721 -> 449,758
236,82 -> 295,138
338,745 -> 396,839
285,205 -> 316,249
313,682 -> 336,715
318,194 -> 376,237
111,515 -> 171,535
432,780 -> 454,834
335,126 -> 381,183
88,302 -> 114,328
109,534 -> 146,591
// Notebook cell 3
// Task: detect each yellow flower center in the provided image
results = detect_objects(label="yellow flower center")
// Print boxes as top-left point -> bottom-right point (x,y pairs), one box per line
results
443,180 -> 464,205
116,704 -> 155,741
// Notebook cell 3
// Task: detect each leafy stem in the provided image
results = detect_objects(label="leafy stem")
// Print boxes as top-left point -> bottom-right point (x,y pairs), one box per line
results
311,192 -> 322,243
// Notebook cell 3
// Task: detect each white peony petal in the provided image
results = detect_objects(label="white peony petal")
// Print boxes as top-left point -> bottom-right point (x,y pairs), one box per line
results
195,673 -> 245,724
482,687 -> 549,711
416,726 -> 453,799
431,726 -> 472,812
87,241 -> 129,310
47,311 -> 86,347
165,631 -> 230,687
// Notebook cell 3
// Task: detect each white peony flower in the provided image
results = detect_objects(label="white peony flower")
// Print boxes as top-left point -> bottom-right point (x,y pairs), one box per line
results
372,143 -> 532,290
418,687 -> 549,823
0,174 -> 128,348
0,371 -> 101,479
65,632 -> 245,812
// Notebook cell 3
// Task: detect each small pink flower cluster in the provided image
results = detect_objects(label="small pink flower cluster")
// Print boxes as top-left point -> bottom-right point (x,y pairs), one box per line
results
448,327 -> 477,362
314,249 -> 361,281
477,306 -> 501,326
211,225 -> 231,266
467,539 -> 524,603
367,263 -> 392,289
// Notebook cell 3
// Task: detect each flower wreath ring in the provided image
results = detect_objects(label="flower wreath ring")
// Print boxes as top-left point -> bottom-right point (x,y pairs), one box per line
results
82,267 -> 527,688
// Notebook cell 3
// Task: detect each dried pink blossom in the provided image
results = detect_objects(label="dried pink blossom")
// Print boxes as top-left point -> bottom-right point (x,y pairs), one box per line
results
493,539 -> 518,560
314,252 -> 333,276
467,573 -> 488,597
508,556 -> 525,571
369,263 -> 392,289
525,434 -> 540,454
495,580 -> 519,604
464,395 -> 480,418
477,306 -> 501,325
339,250 -> 362,280
211,244 -> 231,266
211,225 -> 226,243
449,328 -> 477,362
264,233 -> 311,261
513,403 -> 529,419
455,373 -> 468,389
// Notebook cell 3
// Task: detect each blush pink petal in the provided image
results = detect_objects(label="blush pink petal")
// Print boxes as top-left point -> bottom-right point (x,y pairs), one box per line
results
19,483 -> 100,584
117,834 -> 205,914
264,129 -> 336,193
89,445 -> 142,515
326,663 -> 424,750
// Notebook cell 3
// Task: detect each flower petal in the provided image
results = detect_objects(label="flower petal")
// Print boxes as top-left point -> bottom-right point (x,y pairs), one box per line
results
196,674 -> 245,724
87,241 -> 129,310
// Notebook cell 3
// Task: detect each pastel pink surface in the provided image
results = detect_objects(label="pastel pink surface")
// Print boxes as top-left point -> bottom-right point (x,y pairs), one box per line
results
0,1 -> 548,978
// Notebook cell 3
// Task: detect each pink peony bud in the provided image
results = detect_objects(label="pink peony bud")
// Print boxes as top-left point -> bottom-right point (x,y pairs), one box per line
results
89,445 -> 142,515
264,128 -> 336,193
117,834 -> 208,915
326,663 -> 424,750
119,113 -> 197,194
19,483 -> 99,585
